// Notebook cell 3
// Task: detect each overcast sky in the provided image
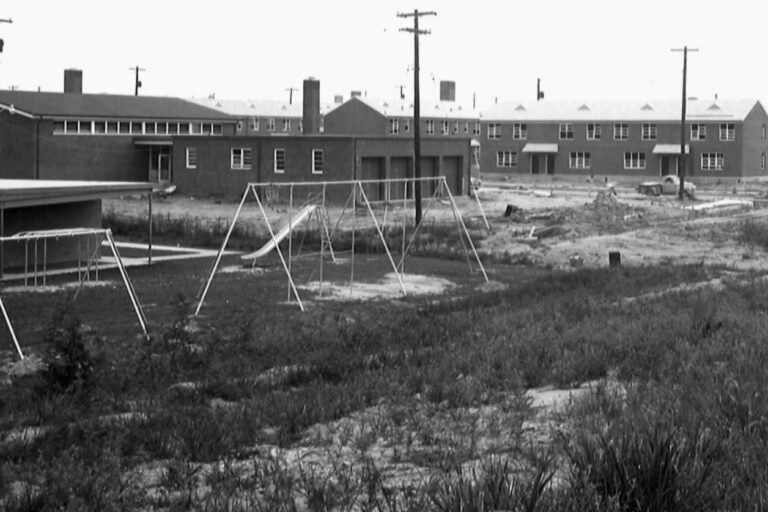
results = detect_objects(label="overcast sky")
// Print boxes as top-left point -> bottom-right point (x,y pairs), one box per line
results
0,0 -> 765,109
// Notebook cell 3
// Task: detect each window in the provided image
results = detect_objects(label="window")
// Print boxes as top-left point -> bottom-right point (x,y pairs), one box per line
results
236,120 -> 244,132
762,124 -> 766,141
231,148 -> 252,170
298,120 -> 303,133
641,123 -> 657,140
559,123 -> 574,140
587,123 -> 602,140
191,123 -> 202,135
453,121 -> 459,134
512,123 -> 527,140
441,120 -> 449,135
185,147 -> 197,169
212,124 -> 223,135
624,152 -> 646,169
107,121 -> 118,134
94,121 -> 106,134
389,118 -> 399,135
250,118 -> 259,131
119,122 -> 130,134
762,153 -> 766,172
282,119 -> 291,132
404,120 -> 410,133
473,122 -> 481,136
463,122 -> 469,134
267,118 -> 275,131
720,123 -> 735,141
701,152 -> 724,171
614,123 -> 629,140
691,124 -> 707,141
178,123 -> 190,135
569,151 -> 591,169
144,122 -> 156,135
426,120 -> 435,135
168,123 -> 179,135
496,150 -> 517,167
78,120 -> 92,134
274,148 -> 286,174
487,123 -> 501,139
312,149 -> 324,174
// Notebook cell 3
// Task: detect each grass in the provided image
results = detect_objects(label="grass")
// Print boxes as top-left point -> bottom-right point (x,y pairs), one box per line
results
5,214 -> 768,508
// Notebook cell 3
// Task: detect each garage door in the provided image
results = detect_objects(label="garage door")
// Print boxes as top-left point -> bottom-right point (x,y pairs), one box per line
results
419,157 -> 438,197
442,156 -> 462,195
360,157 -> 385,201
389,157 -> 412,200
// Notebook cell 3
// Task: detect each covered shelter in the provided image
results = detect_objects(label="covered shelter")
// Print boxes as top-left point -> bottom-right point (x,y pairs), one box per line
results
0,179 -> 156,279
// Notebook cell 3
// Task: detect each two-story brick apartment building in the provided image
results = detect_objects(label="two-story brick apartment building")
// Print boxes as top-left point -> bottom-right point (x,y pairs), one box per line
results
478,99 -> 768,181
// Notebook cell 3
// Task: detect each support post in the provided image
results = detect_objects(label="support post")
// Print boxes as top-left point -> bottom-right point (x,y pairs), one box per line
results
148,192 -> 153,264
0,296 -> 23,360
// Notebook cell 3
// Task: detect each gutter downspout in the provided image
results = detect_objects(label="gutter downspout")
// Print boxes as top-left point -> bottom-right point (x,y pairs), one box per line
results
35,116 -> 41,179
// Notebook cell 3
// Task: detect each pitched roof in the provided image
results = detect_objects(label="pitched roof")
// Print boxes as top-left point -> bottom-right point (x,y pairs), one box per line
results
0,90 -> 235,120
481,99 -> 762,122
187,97 -> 338,117
327,96 -> 480,120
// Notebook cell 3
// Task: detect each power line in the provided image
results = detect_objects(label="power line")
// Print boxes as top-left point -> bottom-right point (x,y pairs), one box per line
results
129,66 -> 145,96
671,46 -> 699,200
398,9 -> 436,226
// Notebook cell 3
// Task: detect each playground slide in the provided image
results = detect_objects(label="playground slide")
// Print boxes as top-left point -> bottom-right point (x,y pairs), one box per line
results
241,205 -> 317,260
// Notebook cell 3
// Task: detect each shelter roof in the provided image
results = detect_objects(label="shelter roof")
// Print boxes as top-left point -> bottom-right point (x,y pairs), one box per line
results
0,179 -> 156,208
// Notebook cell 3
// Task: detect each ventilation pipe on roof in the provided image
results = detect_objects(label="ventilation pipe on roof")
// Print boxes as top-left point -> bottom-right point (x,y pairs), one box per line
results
351,90 -> 362,98
334,94 -> 343,104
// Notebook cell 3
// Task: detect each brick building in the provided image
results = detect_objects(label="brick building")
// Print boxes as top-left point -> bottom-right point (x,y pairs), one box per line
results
478,99 -> 768,181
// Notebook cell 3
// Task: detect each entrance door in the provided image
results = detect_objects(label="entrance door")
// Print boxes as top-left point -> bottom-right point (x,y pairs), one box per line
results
530,154 -> 552,174
530,154 -> 540,174
149,147 -> 172,183
660,155 -> 678,176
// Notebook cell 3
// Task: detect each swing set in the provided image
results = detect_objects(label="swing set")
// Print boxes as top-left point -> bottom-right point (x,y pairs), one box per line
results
195,176 -> 489,314
0,228 -> 148,360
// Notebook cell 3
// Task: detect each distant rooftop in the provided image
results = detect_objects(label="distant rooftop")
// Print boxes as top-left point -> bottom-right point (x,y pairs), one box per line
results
327,95 -> 480,119
188,97 -> 338,117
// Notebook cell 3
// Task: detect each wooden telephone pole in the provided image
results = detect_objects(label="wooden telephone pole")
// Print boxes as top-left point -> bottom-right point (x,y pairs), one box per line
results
398,9 -> 436,225
285,87 -> 298,105
671,46 -> 698,199
130,66 -> 145,96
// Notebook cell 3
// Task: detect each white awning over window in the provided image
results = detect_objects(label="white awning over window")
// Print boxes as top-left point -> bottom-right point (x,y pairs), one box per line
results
652,144 -> 689,154
522,143 -> 558,153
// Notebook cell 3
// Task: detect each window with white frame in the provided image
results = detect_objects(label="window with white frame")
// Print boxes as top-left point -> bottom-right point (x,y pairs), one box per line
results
78,120 -> 92,134
701,152 -> 724,171
441,120 -> 449,135
473,122 -> 481,136
453,121 -> 459,134
404,120 -> 410,133
463,122 -> 469,134
762,124 -> 766,141
496,150 -> 517,167
641,123 -> 657,140
231,148 -> 252,170
569,151 -> 591,169
720,123 -> 735,141
274,148 -> 286,174
185,147 -> 197,169
267,118 -> 275,131
614,123 -> 629,140
487,123 -> 501,139
512,123 -> 527,140
131,121 -> 143,134
426,120 -> 435,135
236,120 -> 244,132
559,123 -> 574,140
691,124 -> 706,141
282,119 -> 291,132
587,123 -> 602,140
312,149 -> 324,174
624,152 -> 646,169
762,153 -> 766,172
389,118 -> 399,135
298,120 -> 303,132
250,118 -> 259,131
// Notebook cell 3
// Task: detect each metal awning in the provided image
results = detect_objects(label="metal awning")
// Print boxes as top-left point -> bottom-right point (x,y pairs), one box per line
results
133,138 -> 173,147
652,144 -> 690,155
522,143 -> 558,153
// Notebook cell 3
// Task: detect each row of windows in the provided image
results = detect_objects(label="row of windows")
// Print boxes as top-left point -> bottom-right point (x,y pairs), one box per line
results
495,150 -> 727,171
487,123 -> 739,142
389,119 -> 481,136
185,147 -> 324,174
237,118 -> 303,133
54,119 -> 224,136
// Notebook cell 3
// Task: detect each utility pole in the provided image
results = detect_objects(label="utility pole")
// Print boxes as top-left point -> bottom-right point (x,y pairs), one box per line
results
285,87 -> 298,105
671,46 -> 698,199
129,66 -> 145,96
398,9 -> 436,226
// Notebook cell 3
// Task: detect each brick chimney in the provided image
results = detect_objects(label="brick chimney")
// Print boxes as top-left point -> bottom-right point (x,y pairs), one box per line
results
302,77 -> 321,135
64,69 -> 83,94
439,81 -> 455,102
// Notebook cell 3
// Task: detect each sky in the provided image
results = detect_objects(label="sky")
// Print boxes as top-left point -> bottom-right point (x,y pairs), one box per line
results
0,0 -> 766,109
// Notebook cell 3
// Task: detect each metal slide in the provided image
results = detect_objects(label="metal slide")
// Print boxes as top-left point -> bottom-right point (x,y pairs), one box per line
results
240,205 -> 317,260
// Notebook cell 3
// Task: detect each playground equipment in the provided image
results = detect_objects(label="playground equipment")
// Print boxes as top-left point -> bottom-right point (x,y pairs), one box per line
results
0,228 -> 148,360
195,177 -> 488,315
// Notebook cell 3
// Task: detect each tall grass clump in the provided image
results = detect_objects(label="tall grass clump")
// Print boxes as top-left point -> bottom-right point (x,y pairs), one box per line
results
739,218 -> 768,250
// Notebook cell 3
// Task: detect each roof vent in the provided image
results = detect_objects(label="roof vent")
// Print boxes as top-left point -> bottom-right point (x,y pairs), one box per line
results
578,104 -> 590,111
708,103 -> 721,111
215,102 -> 222,107
641,103 -> 654,111
514,104 -> 527,111
383,102 -> 389,108
249,103 -> 256,109
281,105 -> 287,110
